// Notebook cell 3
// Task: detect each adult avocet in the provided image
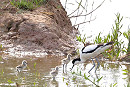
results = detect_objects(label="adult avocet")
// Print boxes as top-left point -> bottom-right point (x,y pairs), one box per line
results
16,60 -> 27,72
71,41 -> 113,73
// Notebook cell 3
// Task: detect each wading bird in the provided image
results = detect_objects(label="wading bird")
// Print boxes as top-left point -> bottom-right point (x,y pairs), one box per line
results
16,60 -> 27,72
50,66 -> 59,80
71,41 -> 113,73
62,54 -> 71,72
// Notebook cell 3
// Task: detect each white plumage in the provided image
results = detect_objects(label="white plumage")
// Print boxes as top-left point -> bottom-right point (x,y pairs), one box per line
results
80,42 -> 112,61
16,60 -> 27,72
71,41 -> 113,72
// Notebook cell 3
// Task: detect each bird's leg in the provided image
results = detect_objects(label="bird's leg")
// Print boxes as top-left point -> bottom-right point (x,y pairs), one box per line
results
63,64 -> 65,73
52,77 -> 55,80
95,73 -> 99,79
95,58 -> 100,73
17,68 -> 20,73
88,58 -> 95,73
65,64 -> 67,73
17,69 -> 19,72
65,64 -> 67,70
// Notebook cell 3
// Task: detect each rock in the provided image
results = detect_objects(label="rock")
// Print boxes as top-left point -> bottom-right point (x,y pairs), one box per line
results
7,32 -> 18,37
11,36 -> 17,40
1,34 -> 10,40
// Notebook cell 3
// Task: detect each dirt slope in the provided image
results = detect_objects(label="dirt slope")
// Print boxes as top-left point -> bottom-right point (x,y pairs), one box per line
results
0,0 -> 78,57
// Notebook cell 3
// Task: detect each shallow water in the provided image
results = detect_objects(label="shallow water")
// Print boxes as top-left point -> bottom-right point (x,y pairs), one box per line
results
0,56 -> 129,87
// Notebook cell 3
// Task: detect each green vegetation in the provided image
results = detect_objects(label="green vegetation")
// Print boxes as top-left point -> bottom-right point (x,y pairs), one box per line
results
0,44 -> 3,51
94,13 -> 129,60
127,32 -> 130,53
1,69 -> 4,76
76,34 -> 86,45
7,79 -> 14,86
34,62 -> 37,69
122,69 -> 128,75
110,83 -> 117,87
0,56 -> 2,62
76,13 -> 129,60
67,64 -> 129,87
69,69 -> 101,87
10,0 -> 47,11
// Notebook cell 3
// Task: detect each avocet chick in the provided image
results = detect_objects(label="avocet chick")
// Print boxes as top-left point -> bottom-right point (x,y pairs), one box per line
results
50,66 -> 59,80
16,60 -> 27,72
62,54 -> 71,72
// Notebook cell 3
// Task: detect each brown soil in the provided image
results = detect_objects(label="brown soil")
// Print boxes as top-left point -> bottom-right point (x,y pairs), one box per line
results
0,0 -> 78,57
119,53 -> 130,62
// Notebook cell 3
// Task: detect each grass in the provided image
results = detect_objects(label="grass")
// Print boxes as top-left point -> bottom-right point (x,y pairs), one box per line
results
70,70 -> 101,87
94,13 -> 129,60
110,83 -> 117,87
10,0 -> 47,11
0,44 -> 3,51
76,34 -> 86,46
122,69 -> 128,75
34,62 -> 37,69
1,69 -> 4,76
77,13 -> 129,60
69,65 -> 130,87
7,79 -> 14,86
126,30 -> 130,53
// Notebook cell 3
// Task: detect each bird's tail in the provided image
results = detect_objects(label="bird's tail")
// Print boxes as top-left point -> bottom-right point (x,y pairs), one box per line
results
104,41 -> 114,46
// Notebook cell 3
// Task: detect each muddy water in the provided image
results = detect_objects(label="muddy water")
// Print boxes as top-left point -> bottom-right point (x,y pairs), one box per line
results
0,56 -> 129,87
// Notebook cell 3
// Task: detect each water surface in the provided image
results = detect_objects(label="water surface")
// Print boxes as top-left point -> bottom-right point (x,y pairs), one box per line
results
0,56 -> 129,87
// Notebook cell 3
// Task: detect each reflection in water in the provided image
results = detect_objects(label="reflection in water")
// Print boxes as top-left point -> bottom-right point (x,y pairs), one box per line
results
50,79 -> 58,87
0,56 -> 129,87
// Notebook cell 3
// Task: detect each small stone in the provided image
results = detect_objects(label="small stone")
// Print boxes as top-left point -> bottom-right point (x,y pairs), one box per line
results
1,35 -> 10,40
7,32 -> 18,37
11,36 -> 17,39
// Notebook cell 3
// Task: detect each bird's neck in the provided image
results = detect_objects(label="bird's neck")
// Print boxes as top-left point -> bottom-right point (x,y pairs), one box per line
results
23,63 -> 27,66
68,57 -> 70,60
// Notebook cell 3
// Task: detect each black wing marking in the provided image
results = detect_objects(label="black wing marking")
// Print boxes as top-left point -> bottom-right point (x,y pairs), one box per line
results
17,66 -> 23,68
82,44 -> 103,53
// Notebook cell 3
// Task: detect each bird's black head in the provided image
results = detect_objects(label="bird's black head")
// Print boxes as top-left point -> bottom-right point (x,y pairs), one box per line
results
71,57 -> 81,71
72,58 -> 81,64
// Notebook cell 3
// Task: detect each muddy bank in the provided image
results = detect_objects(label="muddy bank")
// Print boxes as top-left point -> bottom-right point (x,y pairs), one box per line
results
119,53 -> 130,62
0,0 -> 78,57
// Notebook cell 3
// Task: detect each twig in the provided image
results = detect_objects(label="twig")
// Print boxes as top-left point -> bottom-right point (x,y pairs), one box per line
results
83,0 -> 88,22
68,8 -> 79,17
69,0 -> 105,18
5,2 -> 10,9
89,1 -> 94,22
75,0 -> 88,14
73,17 -> 96,27
74,0 -> 82,25
68,0 -> 82,16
